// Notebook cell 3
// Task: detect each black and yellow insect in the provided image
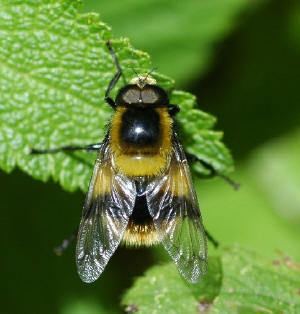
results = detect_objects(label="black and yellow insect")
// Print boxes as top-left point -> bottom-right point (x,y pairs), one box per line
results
31,42 -> 234,283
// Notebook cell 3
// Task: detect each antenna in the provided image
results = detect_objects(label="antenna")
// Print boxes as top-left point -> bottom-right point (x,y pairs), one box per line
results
130,66 -> 139,77
142,67 -> 158,85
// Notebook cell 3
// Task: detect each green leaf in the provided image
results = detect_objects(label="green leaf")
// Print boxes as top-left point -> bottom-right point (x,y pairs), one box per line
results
122,256 -> 222,314
122,247 -> 300,314
212,247 -> 300,314
250,129 -> 300,222
0,0 -> 233,192
172,91 -> 233,175
83,0 -> 265,84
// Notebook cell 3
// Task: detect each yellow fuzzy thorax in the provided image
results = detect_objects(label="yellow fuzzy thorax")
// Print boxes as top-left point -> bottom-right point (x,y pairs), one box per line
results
110,107 -> 172,177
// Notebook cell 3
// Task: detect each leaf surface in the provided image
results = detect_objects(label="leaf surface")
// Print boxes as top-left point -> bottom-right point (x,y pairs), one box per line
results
0,0 -> 233,192
122,247 -> 300,314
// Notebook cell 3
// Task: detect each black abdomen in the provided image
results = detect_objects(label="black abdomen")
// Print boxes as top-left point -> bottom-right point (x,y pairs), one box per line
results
120,108 -> 160,146
130,193 -> 152,226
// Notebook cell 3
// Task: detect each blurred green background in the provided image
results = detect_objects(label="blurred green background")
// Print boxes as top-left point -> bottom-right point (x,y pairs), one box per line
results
1,0 -> 300,313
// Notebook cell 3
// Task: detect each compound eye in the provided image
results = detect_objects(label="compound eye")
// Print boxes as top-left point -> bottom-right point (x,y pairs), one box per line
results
141,88 -> 159,104
121,88 -> 141,104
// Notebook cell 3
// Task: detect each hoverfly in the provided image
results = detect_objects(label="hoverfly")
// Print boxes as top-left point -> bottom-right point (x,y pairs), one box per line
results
31,41 -> 236,283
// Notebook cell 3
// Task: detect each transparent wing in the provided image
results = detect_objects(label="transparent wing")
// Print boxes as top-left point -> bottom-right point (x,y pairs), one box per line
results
76,140 -> 136,283
146,134 -> 207,283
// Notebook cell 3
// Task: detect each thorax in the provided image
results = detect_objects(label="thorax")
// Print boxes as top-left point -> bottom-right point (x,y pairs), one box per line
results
110,106 -> 172,177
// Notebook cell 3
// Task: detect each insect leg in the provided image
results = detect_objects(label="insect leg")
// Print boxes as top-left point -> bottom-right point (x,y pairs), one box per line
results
168,104 -> 180,116
186,152 -> 240,190
30,143 -> 102,154
105,40 -> 125,109
204,228 -> 219,248
54,228 -> 78,256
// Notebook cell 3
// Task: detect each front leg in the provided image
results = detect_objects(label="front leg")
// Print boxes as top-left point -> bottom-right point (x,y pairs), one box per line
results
105,41 -> 125,109
186,152 -> 240,190
30,143 -> 102,155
